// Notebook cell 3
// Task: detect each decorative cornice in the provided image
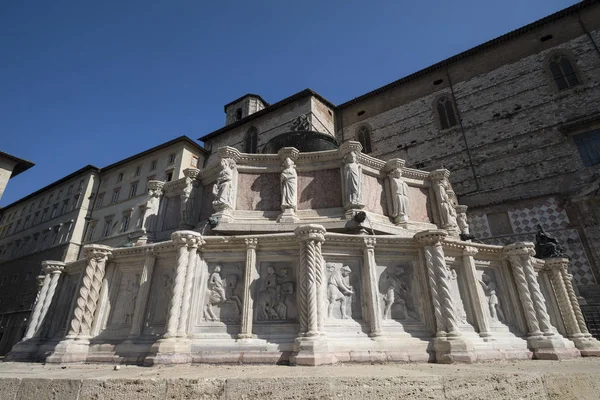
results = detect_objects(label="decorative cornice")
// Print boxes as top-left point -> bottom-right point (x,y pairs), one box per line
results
428,169 -> 450,182
147,180 -> 165,192
183,167 -> 200,180
503,242 -> 536,258
41,260 -> 66,274
277,147 -> 300,161
455,205 -> 468,213
218,146 -> 241,161
83,244 -> 113,261
171,230 -> 203,247
384,158 -> 406,173
463,246 -> 478,257
363,237 -> 376,249
338,140 -> 363,156
244,238 -> 258,249
544,257 -> 571,270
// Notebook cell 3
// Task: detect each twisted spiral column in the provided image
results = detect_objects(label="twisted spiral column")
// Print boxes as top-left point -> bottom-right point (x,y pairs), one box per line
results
415,230 -> 460,336
315,240 -> 326,334
33,262 -> 65,336
178,234 -> 203,337
67,245 -> 112,339
522,254 -> 554,336
504,243 -> 542,338
24,273 -> 52,339
424,246 -> 445,336
560,262 -> 591,337
546,259 -> 581,338
295,224 -> 326,338
165,231 -> 193,338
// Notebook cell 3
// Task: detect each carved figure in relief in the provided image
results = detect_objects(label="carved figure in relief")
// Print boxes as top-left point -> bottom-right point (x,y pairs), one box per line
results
124,274 -> 140,325
147,273 -> 172,325
434,179 -> 458,229
258,267 -> 295,320
212,159 -> 234,209
280,158 -> 298,211
343,152 -> 362,207
479,271 -> 506,323
450,269 -> 468,324
383,266 -> 409,320
327,264 -> 354,319
204,266 -> 243,322
389,168 -> 409,223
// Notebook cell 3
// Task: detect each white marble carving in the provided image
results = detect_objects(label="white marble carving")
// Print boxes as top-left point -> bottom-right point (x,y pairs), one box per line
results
212,159 -> 235,211
256,266 -> 295,321
450,268 -> 469,325
326,263 -> 354,319
343,152 -> 362,209
204,265 -> 243,322
431,171 -> 458,231
280,158 -> 298,212
381,265 -> 418,320
479,271 -> 505,323
389,168 -> 409,224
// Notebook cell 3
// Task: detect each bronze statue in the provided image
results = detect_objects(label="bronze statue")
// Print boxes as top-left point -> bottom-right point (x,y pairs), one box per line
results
534,224 -> 564,259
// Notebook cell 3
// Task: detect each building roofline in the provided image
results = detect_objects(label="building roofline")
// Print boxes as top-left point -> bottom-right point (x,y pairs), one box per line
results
0,151 -> 35,178
100,135 -> 208,172
0,164 -> 100,212
200,89 -> 336,142
338,0 -> 595,109
223,93 -> 270,112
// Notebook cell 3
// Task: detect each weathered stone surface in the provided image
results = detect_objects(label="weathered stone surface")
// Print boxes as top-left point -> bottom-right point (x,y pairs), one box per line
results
224,377 -> 335,400
0,378 -> 21,400
298,169 -> 341,210
236,172 -> 280,211
407,186 -> 431,223
544,373 -> 600,400
16,378 -> 81,400
362,174 -> 386,215
443,374 -> 547,400
165,378 -> 226,400
78,379 -> 166,400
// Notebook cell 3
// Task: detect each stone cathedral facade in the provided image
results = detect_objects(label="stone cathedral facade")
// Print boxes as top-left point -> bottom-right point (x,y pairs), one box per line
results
3,1 -> 600,362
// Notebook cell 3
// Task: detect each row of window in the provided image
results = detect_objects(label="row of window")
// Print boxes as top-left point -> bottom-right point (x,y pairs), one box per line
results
0,195 -> 80,240
0,271 -> 33,287
101,153 -> 182,190
0,222 -> 73,262
0,179 -> 86,225
86,207 -> 144,241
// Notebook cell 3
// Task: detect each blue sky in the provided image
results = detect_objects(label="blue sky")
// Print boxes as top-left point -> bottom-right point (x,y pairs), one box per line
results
0,0 -> 580,206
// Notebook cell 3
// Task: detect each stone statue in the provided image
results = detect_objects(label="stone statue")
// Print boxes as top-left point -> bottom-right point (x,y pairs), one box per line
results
479,271 -> 505,323
280,158 -> 298,211
389,168 -> 409,223
450,269 -> 468,324
124,275 -> 140,325
327,264 -> 354,319
534,224 -> 565,259
204,266 -> 242,322
382,266 -> 410,320
257,267 -> 295,320
434,179 -> 458,230
212,159 -> 235,210
343,152 -> 362,208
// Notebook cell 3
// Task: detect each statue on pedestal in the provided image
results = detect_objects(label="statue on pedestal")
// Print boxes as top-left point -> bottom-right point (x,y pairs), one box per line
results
534,224 -> 565,259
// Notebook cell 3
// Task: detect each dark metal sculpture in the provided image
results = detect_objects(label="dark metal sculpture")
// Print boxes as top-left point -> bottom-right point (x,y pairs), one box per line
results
534,224 -> 565,259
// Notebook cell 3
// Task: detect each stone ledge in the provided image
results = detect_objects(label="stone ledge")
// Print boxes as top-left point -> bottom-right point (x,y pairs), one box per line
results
0,359 -> 599,399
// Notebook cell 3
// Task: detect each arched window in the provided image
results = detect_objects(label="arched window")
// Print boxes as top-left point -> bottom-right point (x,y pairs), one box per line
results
245,127 -> 258,153
436,96 -> 457,130
357,126 -> 372,154
235,108 -> 243,121
549,54 -> 580,90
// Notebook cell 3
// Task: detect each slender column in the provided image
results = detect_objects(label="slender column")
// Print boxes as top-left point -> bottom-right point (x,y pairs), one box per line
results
66,245 -> 112,339
33,262 -> 65,335
239,238 -> 258,339
23,273 -> 51,340
315,240 -> 326,334
178,234 -> 202,337
179,168 -> 200,229
504,243 -> 543,338
91,261 -> 114,337
522,253 -> 554,336
461,247 -> 491,338
165,230 -> 198,338
294,225 -> 326,337
546,259 -> 581,338
414,230 -> 460,337
128,248 -> 157,338
362,238 -> 383,337
559,261 -> 592,338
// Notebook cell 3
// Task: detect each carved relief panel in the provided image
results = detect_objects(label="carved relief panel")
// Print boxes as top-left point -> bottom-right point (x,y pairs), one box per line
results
324,260 -> 362,321
144,264 -> 175,335
203,262 -> 243,323
377,262 -> 420,322
43,272 -> 79,339
106,270 -> 141,329
448,266 -> 472,327
254,261 -> 297,322
476,268 -> 507,326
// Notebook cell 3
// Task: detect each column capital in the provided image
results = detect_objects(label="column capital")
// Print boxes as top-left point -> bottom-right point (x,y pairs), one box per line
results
171,230 -> 202,248
463,246 -> 478,257
277,147 -> 300,161
217,146 -> 241,162
245,238 -> 258,249
147,180 -> 165,194
503,242 -> 535,259
338,140 -> 363,156
544,257 -> 571,271
363,237 -> 376,249
414,230 -> 447,246
455,205 -> 468,214
183,167 -> 200,180
35,275 -> 45,290
41,260 -> 66,274
83,244 -> 113,262
294,224 -> 326,242
428,169 -> 451,183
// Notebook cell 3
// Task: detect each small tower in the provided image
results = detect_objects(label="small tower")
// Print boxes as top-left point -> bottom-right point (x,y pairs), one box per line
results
224,94 -> 269,125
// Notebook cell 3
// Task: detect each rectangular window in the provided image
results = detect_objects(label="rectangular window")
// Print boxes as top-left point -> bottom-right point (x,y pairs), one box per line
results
23,216 -> 30,229
67,185 -> 73,195
168,153 -> 176,164
111,188 -> 120,204
191,155 -> 199,168
51,204 -> 58,218
34,211 -> 40,225
87,221 -> 96,241
129,182 -> 138,198
102,178 -> 109,187
96,193 -> 105,209
165,171 -> 173,182
47,194 -> 53,205
135,166 -> 141,176
72,194 -> 80,210
38,198 -> 44,208
41,208 -> 48,221
29,203 -> 35,212
103,219 -> 113,237
20,208 -> 25,216
61,200 -> 69,214
117,172 -> 124,182
486,211 -> 513,236
57,190 -> 63,199
15,219 -> 22,232
573,129 -> 600,167
121,214 -> 130,232
78,179 -> 85,190
150,160 -> 157,170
